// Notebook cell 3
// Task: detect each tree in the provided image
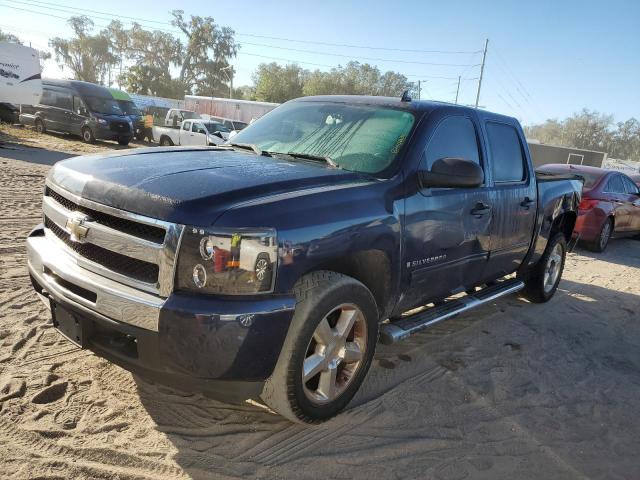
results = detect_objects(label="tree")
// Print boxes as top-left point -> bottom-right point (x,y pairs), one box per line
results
170,10 -> 238,97
610,118 -> 640,161
119,65 -> 184,98
303,62 -> 411,97
0,29 -> 21,44
233,85 -> 256,100
253,63 -> 306,103
49,16 -> 117,84
525,110 -> 640,162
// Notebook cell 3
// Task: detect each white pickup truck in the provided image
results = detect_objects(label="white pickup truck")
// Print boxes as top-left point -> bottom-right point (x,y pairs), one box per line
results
153,119 -> 231,147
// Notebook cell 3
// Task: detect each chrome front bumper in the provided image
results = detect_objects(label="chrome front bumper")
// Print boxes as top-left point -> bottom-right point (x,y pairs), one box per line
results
27,234 -> 163,331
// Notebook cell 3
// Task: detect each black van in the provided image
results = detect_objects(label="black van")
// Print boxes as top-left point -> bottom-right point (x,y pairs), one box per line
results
19,79 -> 133,145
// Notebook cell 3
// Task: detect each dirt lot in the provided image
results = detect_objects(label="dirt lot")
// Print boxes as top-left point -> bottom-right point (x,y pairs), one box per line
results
0,123 -> 148,164
1,148 -> 639,479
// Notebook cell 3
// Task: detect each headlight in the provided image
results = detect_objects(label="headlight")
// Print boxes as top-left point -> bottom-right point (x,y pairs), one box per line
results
176,227 -> 278,294
96,118 -> 107,125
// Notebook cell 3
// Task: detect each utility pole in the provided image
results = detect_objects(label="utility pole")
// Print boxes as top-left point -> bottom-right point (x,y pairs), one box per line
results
221,65 -> 233,99
417,80 -> 421,101
475,38 -> 489,108
455,75 -> 461,104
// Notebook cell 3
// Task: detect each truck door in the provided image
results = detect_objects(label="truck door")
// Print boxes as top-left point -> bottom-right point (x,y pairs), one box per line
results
191,122 -> 208,145
484,122 -> 537,278
400,114 -> 492,312
180,121 -> 192,145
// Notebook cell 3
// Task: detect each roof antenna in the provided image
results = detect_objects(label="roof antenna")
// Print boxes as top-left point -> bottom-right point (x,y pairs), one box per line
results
400,90 -> 412,102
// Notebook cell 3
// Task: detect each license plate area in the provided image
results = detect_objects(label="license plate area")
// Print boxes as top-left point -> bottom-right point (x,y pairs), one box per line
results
51,301 -> 85,347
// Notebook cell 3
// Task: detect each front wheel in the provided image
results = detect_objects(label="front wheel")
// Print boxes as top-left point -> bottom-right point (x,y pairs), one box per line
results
117,137 -> 130,146
35,118 -> 46,134
261,271 -> 379,423
81,127 -> 95,143
519,233 -> 567,303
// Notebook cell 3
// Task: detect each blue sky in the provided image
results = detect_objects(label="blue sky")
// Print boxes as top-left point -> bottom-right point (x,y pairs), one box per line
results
1,0 -> 638,125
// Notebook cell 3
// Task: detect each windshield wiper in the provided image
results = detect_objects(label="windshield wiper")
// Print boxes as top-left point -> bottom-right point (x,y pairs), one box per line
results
268,151 -> 339,169
220,142 -> 269,156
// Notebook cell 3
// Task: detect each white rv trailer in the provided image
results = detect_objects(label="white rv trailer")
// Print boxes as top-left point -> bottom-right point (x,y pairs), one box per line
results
0,42 -> 42,105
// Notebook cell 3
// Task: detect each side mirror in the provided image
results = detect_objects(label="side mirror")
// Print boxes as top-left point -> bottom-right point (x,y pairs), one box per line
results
419,157 -> 484,188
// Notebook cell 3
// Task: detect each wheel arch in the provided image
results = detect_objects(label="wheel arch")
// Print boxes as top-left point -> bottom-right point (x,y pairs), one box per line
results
550,210 -> 577,243
308,249 -> 392,321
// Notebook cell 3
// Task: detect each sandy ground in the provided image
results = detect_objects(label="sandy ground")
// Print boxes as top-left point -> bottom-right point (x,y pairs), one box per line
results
1,150 -> 639,479
0,123 -> 148,164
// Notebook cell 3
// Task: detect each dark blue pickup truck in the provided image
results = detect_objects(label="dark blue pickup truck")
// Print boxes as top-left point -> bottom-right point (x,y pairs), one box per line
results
27,95 -> 582,423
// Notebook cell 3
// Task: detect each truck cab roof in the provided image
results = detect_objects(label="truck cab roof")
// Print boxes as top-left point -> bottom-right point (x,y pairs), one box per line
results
293,94 -> 521,127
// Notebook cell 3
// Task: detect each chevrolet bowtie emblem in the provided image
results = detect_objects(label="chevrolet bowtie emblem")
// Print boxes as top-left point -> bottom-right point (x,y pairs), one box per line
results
65,212 -> 91,242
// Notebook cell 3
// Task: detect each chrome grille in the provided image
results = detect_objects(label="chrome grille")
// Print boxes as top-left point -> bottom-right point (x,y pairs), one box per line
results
44,218 -> 159,283
42,182 -> 183,297
45,187 -> 165,243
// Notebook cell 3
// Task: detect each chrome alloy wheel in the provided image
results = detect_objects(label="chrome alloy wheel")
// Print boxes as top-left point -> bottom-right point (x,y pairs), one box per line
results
543,243 -> 563,293
302,304 -> 367,404
255,258 -> 269,281
599,220 -> 611,250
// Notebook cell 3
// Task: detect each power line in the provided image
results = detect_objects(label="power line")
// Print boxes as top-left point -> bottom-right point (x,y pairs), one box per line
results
6,0 -> 483,55
239,41 -> 479,67
1,2 -> 480,70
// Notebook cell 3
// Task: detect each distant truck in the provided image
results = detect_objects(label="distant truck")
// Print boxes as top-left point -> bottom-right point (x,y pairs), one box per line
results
201,115 -> 248,131
153,118 -> 230,146
0,42 -> 42,106
162,108 -> 201,127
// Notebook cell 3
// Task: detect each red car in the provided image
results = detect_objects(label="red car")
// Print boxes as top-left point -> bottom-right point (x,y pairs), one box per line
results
538,164 -> 640,252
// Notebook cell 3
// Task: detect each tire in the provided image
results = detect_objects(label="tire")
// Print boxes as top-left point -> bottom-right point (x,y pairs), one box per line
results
117,137 -> 130,146
254,253 -> 273,291
261,271 -> 379,423
81,127 -> 95,144
160,136 -> 173,146
520,233 -> 567,303
587,218 -> 613,253
35,118 -> 45,134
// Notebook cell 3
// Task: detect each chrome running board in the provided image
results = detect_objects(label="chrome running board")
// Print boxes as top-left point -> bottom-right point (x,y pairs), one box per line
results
380,279 -> 524,345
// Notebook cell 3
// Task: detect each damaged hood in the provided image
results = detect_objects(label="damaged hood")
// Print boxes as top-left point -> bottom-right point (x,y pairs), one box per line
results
47,147 -> 368,225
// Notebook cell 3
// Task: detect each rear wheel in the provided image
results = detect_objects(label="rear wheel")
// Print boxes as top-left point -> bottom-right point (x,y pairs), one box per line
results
117,137 -> 130,146
35,118 -> 45,134
520,233 -> 566,303
160,136 -> 173,146
588,217 -> 613,253
261,271 -> 379,423
81,127 -> 95,144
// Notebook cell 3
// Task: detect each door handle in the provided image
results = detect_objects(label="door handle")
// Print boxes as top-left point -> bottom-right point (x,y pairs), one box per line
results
520,197 -> 535,209
470,202 -> 491,217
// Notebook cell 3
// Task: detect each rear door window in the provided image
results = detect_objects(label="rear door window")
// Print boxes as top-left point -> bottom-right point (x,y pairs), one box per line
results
182,121 -> 191,131
486,122 -> 526,183
40,88 -> 55,106
56,91 -> 73,111
605,175 -> 625,194
422,116 -> 481,171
